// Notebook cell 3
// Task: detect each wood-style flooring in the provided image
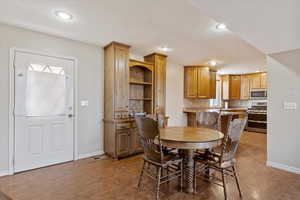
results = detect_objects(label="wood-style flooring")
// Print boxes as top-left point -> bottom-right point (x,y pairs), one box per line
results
1,132 -> 300,200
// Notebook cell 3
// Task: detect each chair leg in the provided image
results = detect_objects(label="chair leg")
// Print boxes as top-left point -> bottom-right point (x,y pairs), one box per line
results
156,167 -> 162,200
221,169 -> 227,200
167,166 -> 170,186
137,160 -> 146,190
232,166 -> 242,198
193,161 -> 197,194
180,161 -> 183,192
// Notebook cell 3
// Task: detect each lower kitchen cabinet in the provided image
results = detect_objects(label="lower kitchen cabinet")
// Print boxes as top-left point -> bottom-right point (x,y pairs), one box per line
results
117,130 -> 131,157
104,119 -> 143,159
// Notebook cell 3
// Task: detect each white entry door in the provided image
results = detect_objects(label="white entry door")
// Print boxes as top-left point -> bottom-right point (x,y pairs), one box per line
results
14,51 -> 75,173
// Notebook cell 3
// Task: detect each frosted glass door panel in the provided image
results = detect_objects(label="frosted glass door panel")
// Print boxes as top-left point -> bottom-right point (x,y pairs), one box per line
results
26,65 -> 66,116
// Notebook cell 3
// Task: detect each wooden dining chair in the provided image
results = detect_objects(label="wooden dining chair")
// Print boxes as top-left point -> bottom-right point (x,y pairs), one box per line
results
196,111 -> 221,130
193,116 -> 248,200
135,117 -> 183,200
195,111 -> 221,161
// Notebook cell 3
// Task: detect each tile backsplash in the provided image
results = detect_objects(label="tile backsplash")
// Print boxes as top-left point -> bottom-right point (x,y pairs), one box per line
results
184,99 -> 211,108
228,100 -> 252,108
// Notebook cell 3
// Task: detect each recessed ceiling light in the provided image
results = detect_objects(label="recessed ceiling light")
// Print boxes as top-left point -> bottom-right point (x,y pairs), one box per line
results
55,11 -> 73,21
209,60 -> 217,66
216,23 -> 227,30
157,46 -> 173,52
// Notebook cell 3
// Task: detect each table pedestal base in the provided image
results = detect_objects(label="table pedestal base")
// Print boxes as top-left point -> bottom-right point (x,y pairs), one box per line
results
183,149 -> 194,193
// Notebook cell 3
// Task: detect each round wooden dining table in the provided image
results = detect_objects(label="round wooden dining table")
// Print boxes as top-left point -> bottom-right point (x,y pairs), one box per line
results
159,127 -> 224,193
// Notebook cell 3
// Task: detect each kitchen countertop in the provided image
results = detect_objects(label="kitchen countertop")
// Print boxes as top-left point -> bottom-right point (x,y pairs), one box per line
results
183,107 -> 248,113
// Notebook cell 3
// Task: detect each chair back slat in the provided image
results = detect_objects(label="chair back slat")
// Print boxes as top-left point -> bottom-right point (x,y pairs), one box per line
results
197,111 -> 220,130
220,116 -> 248,162
135,117 -> 163,162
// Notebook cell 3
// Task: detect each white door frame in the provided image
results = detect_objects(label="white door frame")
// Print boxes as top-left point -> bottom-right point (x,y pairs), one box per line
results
9,48 -> 79,175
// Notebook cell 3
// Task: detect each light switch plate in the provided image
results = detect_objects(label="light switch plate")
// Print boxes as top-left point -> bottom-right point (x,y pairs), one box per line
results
284,102 -> 297,110
81,100 -> 89,107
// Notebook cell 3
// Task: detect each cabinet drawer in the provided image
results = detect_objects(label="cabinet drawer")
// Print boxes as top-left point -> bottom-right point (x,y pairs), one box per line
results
116,123 -> 131,130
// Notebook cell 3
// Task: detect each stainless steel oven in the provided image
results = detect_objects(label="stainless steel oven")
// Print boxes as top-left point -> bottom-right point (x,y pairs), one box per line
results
250,89 -> 267,100
247,101 -> 267,133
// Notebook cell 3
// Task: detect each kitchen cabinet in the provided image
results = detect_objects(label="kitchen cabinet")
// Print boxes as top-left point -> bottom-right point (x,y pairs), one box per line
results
249,73 -> 261,90
222,72 -> 267,100
117,130 -> 131,157
184,66 -> 216,99
197,67 -> 211,98
240,75 -> 251,100
210,70 -> 217,99
221,75 -> 230,100
104,42 -> 169,159
229,75 -> 241,99
221,75 -> 241,100
184,67 -> 198,98
144,53 -> 167,114
261,72 -> 267,88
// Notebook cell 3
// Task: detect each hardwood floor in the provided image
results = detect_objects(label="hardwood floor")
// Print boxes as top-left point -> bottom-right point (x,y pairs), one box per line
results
1,132 -> 300,200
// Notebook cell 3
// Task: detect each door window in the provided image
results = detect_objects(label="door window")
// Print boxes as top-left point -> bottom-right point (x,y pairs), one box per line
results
26,63 -> 66,116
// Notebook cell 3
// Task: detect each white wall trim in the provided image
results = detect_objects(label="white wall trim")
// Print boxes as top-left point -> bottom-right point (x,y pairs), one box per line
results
0,170 -> 9,177
9,48 -> 79,175
78,151 -> 104,160
267,161 -> 300,175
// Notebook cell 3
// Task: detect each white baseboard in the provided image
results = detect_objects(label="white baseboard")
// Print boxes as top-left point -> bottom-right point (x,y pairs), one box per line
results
267,161 -> 300,174
78,151 -> 104,160
0,170 -> 9,177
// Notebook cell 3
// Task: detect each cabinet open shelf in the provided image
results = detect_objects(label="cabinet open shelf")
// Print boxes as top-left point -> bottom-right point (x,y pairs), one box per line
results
129,59 -> 154,115
129,98 -> 152,101
129,80 -> 152,85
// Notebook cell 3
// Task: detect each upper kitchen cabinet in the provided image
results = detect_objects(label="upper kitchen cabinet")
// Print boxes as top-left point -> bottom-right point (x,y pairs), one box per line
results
260,72 -> 267,88
221,75 -> 241,100
249,73 -> 261,90
240,75 -> 251,100
230,75 -> 241,99
222,72 -> 267,100
144,53 -> 167,114
221,75 -> 229,100
184,67 -> 198,98
210,70 -> 217,99
197,67 -> 211,98
184,66 -> 216,99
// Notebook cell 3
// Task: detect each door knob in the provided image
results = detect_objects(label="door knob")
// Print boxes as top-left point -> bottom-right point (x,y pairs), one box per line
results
68,114 -> 73,118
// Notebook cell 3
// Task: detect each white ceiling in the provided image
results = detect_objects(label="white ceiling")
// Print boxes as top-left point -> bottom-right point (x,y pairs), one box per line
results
0,0 -> 266,74
190,0 -> 300,55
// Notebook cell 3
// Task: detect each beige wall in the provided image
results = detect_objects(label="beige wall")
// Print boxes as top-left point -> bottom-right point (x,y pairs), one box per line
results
267,52 -> 300,172
0,23 -> 104,173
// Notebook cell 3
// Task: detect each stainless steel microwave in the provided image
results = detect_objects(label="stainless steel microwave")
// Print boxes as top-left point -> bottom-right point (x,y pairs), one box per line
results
250,89 -> 267,100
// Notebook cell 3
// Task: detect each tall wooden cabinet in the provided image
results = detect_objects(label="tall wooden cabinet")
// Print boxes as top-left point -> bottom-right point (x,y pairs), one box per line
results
104,42 -> 164,159
184,66 -> 216,99
104,42 -> 146,159
144,53 -> 167,114
104,42 -> 131,159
